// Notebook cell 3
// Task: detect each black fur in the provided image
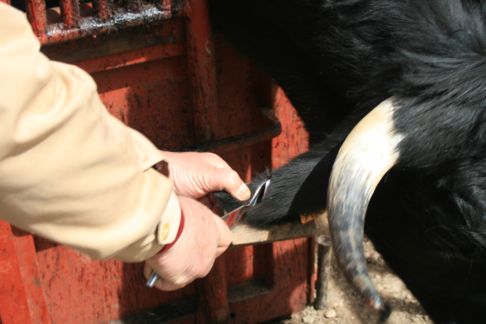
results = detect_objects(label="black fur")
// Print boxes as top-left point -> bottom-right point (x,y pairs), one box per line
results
211,0 -> 486,323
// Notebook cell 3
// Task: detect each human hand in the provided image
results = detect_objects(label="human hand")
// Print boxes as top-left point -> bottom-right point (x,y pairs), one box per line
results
158,151 -> 250,201
144,196 -> 232,291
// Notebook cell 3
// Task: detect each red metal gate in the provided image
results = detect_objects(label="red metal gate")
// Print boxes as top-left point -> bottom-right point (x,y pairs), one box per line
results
0,0 -> 315,322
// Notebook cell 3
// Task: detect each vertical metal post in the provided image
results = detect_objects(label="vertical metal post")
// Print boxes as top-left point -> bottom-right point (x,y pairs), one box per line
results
314,235 -> 332,310
196,258 -> 231,323
26,0 -> 47,37
60,0 -> 80,28
184,0 -> 219,142
184,0 -> 230,321
306,237 -> 317,304
93,0 -> 110,20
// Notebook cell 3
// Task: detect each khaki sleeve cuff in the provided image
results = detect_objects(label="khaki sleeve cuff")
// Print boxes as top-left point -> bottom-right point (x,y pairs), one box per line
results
156,191 -> 182,245
114,189 -> 182,263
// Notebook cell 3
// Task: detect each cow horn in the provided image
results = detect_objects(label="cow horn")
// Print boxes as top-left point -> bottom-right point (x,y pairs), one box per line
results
325,98 -> 403,319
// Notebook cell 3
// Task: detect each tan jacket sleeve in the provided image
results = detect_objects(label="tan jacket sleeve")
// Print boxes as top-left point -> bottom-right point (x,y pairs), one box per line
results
0,3 -> 181,262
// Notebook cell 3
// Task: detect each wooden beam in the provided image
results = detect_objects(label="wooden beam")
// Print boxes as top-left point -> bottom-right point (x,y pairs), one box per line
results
230,221 -> 320,246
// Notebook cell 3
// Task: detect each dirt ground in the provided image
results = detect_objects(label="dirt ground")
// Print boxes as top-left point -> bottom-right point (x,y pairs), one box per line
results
278,240 -> 432,324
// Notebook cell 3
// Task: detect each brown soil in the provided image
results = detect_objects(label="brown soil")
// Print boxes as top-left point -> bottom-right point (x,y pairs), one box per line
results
279,240 -> 432,324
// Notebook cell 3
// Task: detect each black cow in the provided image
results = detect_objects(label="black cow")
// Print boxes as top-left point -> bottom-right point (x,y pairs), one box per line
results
210,1 -> 486,323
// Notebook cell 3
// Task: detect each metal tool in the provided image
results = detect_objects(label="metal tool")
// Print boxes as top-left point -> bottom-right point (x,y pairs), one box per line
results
146,178 -> 271,288
221,178 -> 270,228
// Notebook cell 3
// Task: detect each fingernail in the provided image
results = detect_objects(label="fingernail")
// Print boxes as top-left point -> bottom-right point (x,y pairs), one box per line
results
236,184 -> 251,200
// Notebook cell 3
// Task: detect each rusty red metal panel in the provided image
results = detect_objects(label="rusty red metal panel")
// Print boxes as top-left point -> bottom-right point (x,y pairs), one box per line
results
206,64 -> 313,323
94,54 -> 195,150
0,223 -> 39,324
212,35 -> 274,290
34,239 -> 198,323
218,82 -> 312,323
0,0 -> 11,4
271,86 -> 310,167
59,0 -> 80,28
211,33 -> 313,322
227,239 -> 311,322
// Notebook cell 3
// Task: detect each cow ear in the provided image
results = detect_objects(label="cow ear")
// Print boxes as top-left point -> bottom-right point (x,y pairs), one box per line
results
325,98 -> 403,318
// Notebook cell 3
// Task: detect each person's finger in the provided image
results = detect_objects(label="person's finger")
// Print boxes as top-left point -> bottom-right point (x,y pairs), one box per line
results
144,264 -> 178,291
154,277 -> 188,291
145,261 -> 191,291
212,214 -> 232,257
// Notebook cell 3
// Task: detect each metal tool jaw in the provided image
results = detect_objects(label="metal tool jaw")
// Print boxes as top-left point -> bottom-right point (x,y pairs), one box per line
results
222,177 -> 271,228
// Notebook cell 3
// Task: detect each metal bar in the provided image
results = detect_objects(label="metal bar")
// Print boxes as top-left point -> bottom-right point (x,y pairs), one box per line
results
307,237 -> 317,305
184,0 -> 219,142
60,0 -> 80,28
93,0 -> 110,21
314,235 -> 332,310
182,121 -> 281,152
77,43 -> 185,74
40,4 -> 178,45
196,258 -> 231,323
41,19 -> 185,63
26,0 -> 47,37
230,222 -> 318,246
180,109 -> 281,152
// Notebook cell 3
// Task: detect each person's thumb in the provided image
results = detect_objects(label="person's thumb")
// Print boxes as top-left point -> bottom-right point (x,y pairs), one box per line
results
204,167 -> 251,201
